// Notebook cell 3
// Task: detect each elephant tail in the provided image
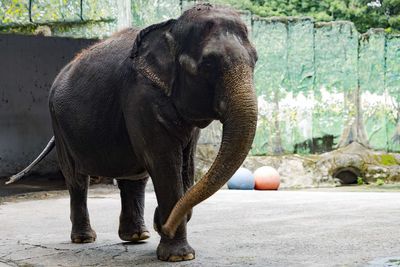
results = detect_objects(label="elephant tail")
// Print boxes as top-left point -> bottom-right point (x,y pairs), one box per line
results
5,137 -> 55,185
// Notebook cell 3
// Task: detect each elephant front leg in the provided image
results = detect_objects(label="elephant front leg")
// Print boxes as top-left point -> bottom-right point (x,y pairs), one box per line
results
117,178 -> 150,242
149,156 -> 195,262
153,136 -> 197,232
181,130 -> 199,223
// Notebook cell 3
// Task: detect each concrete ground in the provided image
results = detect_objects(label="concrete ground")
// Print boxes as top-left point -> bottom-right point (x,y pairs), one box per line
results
0,186 -> 400,267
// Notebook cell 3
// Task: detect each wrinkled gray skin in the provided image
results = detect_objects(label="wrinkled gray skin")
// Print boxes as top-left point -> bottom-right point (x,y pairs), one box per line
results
48,4 -> 257,262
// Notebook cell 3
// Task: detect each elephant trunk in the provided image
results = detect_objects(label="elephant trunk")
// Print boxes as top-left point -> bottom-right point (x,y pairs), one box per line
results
162,64 -> 258,238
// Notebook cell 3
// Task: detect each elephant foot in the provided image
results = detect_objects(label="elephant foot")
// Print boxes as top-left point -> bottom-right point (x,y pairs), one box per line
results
153,207 -> 161,234
119,221 -> 150,242
157,238 -> 195,262
71,227 -> 97,243
119,230 -> 150,242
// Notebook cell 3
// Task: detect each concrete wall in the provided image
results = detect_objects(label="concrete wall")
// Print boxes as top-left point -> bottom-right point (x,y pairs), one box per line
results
0,34 -> 95,177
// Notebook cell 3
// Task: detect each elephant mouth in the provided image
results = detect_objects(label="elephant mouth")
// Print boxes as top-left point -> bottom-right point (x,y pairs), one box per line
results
192,119 -> 213,129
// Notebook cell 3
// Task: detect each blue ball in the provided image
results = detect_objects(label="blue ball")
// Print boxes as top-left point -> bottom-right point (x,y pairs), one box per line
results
227,167 -> 255,190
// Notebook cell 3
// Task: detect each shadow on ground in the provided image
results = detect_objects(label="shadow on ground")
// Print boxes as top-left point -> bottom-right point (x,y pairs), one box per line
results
0,173 -> 66,197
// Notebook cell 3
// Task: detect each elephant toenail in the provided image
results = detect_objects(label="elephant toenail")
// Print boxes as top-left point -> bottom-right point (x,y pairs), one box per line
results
183,253 -> 195,260
140,231 -> 150,240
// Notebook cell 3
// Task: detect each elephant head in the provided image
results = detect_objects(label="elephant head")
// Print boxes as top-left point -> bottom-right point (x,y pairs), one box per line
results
131,4 -> 258,238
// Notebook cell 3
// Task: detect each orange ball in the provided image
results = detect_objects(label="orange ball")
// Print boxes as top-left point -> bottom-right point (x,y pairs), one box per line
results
254,166 -> 280,190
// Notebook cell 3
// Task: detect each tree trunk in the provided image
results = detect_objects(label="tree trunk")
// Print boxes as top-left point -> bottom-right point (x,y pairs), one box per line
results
272,88 -> 284,154
337,86 -> 369,148
392,106 -> 400,147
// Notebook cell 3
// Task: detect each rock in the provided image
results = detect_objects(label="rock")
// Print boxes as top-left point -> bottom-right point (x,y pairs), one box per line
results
194,142 -> 400,189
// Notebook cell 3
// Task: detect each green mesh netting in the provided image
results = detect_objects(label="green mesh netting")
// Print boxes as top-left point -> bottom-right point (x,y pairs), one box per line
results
386,35 -> 400,152
31,0 -> 81,23
285,18 -> 314,154
313,22 -> 358,150
82,0 -> 116,21
250,18 -> 400,154
252,19 -> 288,155
51,21 -> 117,39
0,0 -> 30,26
0,0 -> 118,38
132,0 -> 181,27
359,30 -> 387,149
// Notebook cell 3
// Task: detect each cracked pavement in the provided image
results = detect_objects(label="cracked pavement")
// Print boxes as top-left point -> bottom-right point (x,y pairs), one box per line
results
1,187 -> 400,266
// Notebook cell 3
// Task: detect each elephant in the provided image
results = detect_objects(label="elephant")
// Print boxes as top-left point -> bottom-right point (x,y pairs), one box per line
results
7,3 -> 258,262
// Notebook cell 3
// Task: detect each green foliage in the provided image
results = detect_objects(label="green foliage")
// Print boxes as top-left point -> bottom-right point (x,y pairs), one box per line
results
357,177 -> 364,185
82,0 -> 116,21
210,0 -> 254,9
0,0 -> 30,26
0,24 -> 36,34
31,0 -> 81,23
376,178 -> 385,185
240,0 -> 400,33
0,0 -> 118,38
51,20 -> 116,39
132,0 -> 180,27
374,154 -> 398,165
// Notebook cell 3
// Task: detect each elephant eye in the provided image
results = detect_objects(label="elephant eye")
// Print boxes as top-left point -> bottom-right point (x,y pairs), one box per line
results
205,21 -> 215,32
199,60 -> 217,78
202,60 -> 213,69
199,58 -> 219,83
200,54 -> 218,71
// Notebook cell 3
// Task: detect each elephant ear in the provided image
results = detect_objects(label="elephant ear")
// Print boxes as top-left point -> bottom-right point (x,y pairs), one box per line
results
131,19 -> 177,96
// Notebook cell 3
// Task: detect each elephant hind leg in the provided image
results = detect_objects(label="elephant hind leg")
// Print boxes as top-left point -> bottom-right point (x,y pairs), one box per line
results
53,129 -> 96,243
117,178 -> 150,242
68,174 -> 97,243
